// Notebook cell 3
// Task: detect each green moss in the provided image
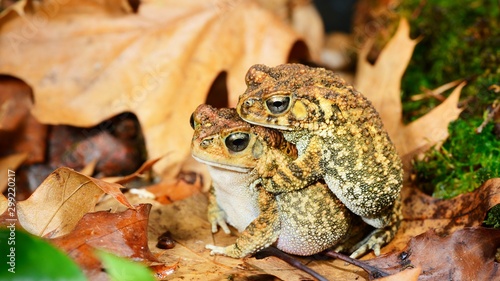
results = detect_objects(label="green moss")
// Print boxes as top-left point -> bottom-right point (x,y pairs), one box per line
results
484,204 -> 500,229
413,118 -> 500,198
396,0 -> 500,122
394,0 -> 500,198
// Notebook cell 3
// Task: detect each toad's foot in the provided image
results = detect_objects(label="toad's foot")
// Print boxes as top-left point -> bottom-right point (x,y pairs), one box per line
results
206,244 -> 244,258
349,201 -> 402,258
206,244 -> 225,255
208,209 -> 230,234
349,228 -> 387,258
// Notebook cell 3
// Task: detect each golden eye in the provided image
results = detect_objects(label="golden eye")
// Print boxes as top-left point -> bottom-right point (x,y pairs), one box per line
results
225,132 -> 250,152
265,96 -> 290,114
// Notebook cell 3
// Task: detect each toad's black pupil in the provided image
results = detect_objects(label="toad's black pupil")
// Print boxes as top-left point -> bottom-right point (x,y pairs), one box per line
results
266,96 -> 290,114
225,133 -> 250,152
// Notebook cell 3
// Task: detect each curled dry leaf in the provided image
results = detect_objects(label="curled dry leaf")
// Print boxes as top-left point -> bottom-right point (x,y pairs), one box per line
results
366,228 -> 500,281
105,157 -> 162,185
355,18 -> 463,171
0,0 -> 305,180
16,167 -> 133,238
50,204 -> 157,281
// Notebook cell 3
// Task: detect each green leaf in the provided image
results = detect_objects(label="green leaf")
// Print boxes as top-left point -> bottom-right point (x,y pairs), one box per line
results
0,229 -> 86,280
96,250 -> 155,281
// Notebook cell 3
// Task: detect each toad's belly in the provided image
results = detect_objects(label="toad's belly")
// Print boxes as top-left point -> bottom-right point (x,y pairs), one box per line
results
275,182 -> 351,256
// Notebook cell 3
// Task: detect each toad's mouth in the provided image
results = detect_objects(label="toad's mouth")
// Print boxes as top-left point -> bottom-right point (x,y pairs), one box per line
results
240,118 -> 293,131
191,155 -> 252,173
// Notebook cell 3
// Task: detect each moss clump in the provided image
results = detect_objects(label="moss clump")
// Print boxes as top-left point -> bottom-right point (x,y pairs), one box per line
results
396,0 -> 499,122
413,118 -> 500,198
484,204 -> 500,229
394,0 -> 500,198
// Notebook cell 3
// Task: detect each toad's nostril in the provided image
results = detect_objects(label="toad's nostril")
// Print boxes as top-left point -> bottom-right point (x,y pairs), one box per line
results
244,99 -> 254,107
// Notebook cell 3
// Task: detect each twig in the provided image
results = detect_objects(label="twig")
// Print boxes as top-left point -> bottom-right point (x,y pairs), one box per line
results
476,99 -> 500,133
323,250 -> 389,279
254,247 -> 329,281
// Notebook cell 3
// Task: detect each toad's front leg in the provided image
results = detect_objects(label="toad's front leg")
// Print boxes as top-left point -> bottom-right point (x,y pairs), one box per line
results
206,188 -> 280,258
207,186 -> 230,234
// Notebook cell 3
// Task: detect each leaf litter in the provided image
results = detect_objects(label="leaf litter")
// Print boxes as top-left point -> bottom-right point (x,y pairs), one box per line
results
0,1 -> 497,280
50,204 -> 162,281
2,167 -> 133,238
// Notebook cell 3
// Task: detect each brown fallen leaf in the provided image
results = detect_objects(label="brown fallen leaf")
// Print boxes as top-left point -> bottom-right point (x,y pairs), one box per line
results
378,266 -> 421,281
0,194 -> 7,216
79,159 -> 98,177
50,204 -> 158,281
0,75 -> 47,165
0,152 -> 27,193
0,0 -> 305,180
47,115 -> 145,179
144,170 -> 203,204
354,18 -> 463,171
16,167 -> 134,238
366,227 -> 500,281
364,178 -> 500,259
105,157 -> 162,185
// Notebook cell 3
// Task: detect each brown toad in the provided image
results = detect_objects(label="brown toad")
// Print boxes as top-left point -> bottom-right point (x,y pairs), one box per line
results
237,64 -> 403,257
190,104 -> 352,258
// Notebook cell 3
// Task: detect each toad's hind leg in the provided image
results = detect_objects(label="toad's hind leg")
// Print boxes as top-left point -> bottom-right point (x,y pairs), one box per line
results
349,198 -> 402,259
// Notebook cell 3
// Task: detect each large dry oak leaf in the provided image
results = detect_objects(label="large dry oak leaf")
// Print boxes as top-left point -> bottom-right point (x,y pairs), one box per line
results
355,19 -> 463,169
0,0 -> 304,178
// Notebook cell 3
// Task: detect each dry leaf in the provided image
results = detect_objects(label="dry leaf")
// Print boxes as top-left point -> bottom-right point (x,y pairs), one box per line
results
354,18 -> 463,169
47,119 -> 144,179
379,267 -> 421,281
50,204 -> 157,281
105,157 -> 162,185
0,0 -> 304,180
0,76 -> 31,130
366,228 -> 500,281
0,194 -> 7,216
144,170 -> 202,204
366,178 -> 500,258
17,167 -> 133,238
0,152 -> 27,193
288,0 -> 324,61
0,76 -> 47,165
254,0 -> 324,61
79,158 -> 98,176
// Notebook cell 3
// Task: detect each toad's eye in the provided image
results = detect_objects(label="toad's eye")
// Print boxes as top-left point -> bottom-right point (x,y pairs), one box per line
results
265,96 -> 290,114
189,113 -> 195,129
225,132 -> 250,152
